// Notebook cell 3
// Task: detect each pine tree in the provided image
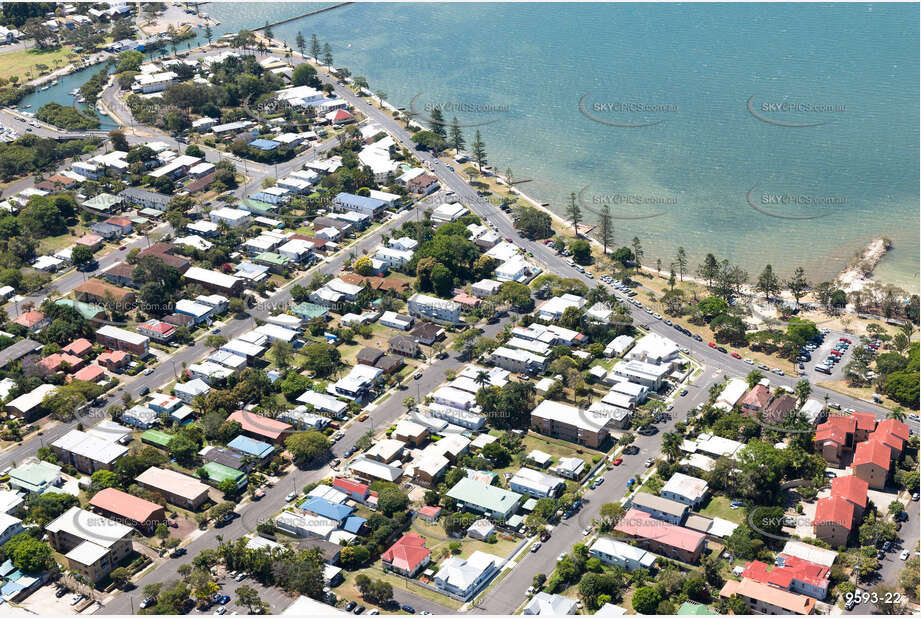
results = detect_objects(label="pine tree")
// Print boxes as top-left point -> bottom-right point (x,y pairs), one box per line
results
449,117 -> 464,152
675,246 -> 687,281
204,23 -> 212,45
787,267 -> 810,306
566,192 -> 581,236
472,130 -> 487,172
264,22 -> 273,40
631,237 -> 644,270
429,106 -> 446,138
295,32 -> 306,58
310,34 -> 321,61
696,253 -> 719,290
596,203 -> 613,254
322,42 -> 333,67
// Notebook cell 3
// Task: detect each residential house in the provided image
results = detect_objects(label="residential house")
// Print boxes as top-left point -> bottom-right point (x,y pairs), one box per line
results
446,477 -> 521,521
613,508 -> 706,563
381,533 -> 431,577
136,467 -> 210,510
813,495 -> 854,548
433,551 -> 500,599
46,506 -> 133,583
51,429 -> 128,473
407,293 -> 462,325
89,488 -> 166,535
96,325 -> 149,356
851,440 -> 891,489
660,473 -> 709,507
630,492 -> 689,525
718,579 -> 816,615
588,537 -> 657,571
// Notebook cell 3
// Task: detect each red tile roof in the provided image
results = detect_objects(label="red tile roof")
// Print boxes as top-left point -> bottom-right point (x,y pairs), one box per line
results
720,578 -> 817,615
105,216 -> 133,227
330,109 -> 353,122
13,311 -> 46,328
814,414 -> 858,446
138,320 -> 175,335
740,384 -> 771,409
333,477 -> 369,497
62,338 -> 93,356
381,533 -> 430,573
226,409 -> 292,441
868,430 -> 903,454
418,505 -> 442,517
72,365 -> 105,382
98,350 -> 129,364
614,508 -> 706,552
876,418 -> 910,442
76,233 -> 104,246
852,440 -> 891,470
814,495 -> 855,531
852,412 -> 877,432
831,475 -> 868,509
90,487 -> 163,523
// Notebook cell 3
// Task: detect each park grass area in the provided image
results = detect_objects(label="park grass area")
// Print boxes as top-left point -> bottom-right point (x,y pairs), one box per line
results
338,567 -> 463,612
0,46 -> 76,82
698,495 -> 744,524
411,519 -> 521,562
815,379 -> 906,414
38,225 -> 91,253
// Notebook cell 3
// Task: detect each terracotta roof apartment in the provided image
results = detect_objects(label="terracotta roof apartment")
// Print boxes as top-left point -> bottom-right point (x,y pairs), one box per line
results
226,409 -> 292,443
62,338 -> 93,357
613,508 -> 706,554
868,430 -> 903,456
741,557 -> 830,595
875,418 -> 910,442
852,440 -> 891,470
814,495 -> 855,531
852,412 -> 877,434
71,365 -> 106,382
75,279 -> 135,306
830,475 -> 868,510
13,311 -> 47,329
720,578 -> 816,615
89,487 -> 165,531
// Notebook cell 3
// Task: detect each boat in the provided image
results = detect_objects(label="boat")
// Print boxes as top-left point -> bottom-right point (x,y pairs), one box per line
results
24,104 -> 31,108
51,80 -> 58,86
68,89 -> 78,96
40,85 -> 49,91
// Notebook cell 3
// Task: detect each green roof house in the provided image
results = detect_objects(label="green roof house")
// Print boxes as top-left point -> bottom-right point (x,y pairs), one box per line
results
254,251 -> 292,273
82,193 -> 122,213
54,299 -> 105,321
141,429 -> 175,449
445,477 -> 522,521
677,602 -> 715,615
292,302 -> 329,320
201,462 -> 246,488
9,460 -> 62,493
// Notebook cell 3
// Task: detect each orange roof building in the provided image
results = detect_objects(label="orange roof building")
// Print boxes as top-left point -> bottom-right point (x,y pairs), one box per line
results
89,487 -> 166,533
851,441 -> 891,489
813,495 -> 855,548
720,578 -> 816,615
381,533 -> 431,577
226,409 -> 292,444
830,475 -> 869,514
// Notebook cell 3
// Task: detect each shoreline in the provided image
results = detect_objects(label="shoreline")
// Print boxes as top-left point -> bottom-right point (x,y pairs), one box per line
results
252,32 -> 911,304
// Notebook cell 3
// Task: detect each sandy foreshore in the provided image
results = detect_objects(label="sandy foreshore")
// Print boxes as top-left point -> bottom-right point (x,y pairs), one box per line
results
835,237 -> 893,294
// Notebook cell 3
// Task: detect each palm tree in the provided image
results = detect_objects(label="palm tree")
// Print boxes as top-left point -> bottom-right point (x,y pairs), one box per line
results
474,370 -> 490,390
887,406 -> 906,422
746,370 -> 764,390
794,379 -> 811,407
662,431 -> 682,463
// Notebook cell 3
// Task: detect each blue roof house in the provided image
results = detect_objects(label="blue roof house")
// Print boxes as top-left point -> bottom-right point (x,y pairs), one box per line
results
297,496 -> 354,522
333,192 -> 386,218
227,435 -> 275,459
250,139 -> 280,151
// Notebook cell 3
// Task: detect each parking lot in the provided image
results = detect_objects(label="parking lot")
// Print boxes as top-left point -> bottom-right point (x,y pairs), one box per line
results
1,583 -> 98,616
179,570 -> 296,615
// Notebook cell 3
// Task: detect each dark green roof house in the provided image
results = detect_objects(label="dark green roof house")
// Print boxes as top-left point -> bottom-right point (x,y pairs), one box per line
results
201,461 -> 246,488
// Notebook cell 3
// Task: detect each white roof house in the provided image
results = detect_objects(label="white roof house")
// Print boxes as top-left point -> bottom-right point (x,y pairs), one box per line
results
605,335 -> 635,357
295,389 -> 348,418
431,202 -> 469,224
660,472 -> 709,506
209,207 -> 251,228
531,399 -> 613,433
523,592 -> 577,615
52,430 -> 128,467
495,255 -> 537,283
509,467 -> 564,498
432,550 -> 500,598
5,384 -> 58,417
349,456 -> 402,482
46,505 -> 132,553
716,378 -> 749,410
536,294 -> 586,321
432,386 -> 477,411
588,537 -> 657,571
781,541 -> 839,568
800,399 -> 825,424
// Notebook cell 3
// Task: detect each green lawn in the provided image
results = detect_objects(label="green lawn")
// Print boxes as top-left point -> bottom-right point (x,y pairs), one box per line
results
338,567 -> 463,612
698,495 -> 744,524
411,519 -> 521,561
0,46 -> 78,82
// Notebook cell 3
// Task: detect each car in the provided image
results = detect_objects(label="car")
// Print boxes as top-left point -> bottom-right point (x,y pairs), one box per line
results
708,341 -> 717,348
218,595 -> 230,605
912,493 -> 919,501
557,553 -> 567,562
611,457 -> 623,466
638,426 -> 657,436
901,550 -> 910,560
143,367 -> 154,376
624,445 -> 640,455
653,313 -> 662,320
845,599 -> 857,611
358,414 -> 369,422
824,471 -> 837,479
414,372 -> 423,380
401,605 -> 415,614
531,541 -> 542,553
368,611 -> 379,616
730,500 -> 744,508
215,608 -> 227,615
744,358 -> 754,365
171,547 -> 186,557
680,389 -> 688,396
883,541 -> 892,552
645,457 -> 655,467
70,594 -> 84,606
626,478 -> 636,487
594,476 -> 604,486
773,368 -> 784,376
758,364 -> 770,370
119,245 -> 126,250
717,346 -> 728,354
693,334 -> 703,342
355,606 -> 366,614
56,588 -> 68,598
345,602 -> 357,612
731,352 -> 742,359
285,492 -> 297,502
253,489 -> 265,500
582,526 -> 592,536
140,596 -> 155,608
664,319 -> 672,326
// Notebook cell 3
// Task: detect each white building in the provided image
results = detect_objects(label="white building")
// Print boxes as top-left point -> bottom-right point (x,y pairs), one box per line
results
588,537 -> 657,571
209,207 -> 252,228
472,279 -> 502,298
431,202 -> 469,225
407,293 -> 461,325
433,551 -> 501,599
489,347 -> 547,374
626,333 -> 680,365
610,359 -> 671,389
536,294 -> 586,321
174,378 -> 211,404
660,472 -> 709,507
295,389 -> 348,418
510,467 -> 564,498
605,335 -> 635,357
431,386 -> 477,411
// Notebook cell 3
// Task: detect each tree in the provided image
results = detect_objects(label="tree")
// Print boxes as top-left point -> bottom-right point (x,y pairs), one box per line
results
295,32 -> 306,57
516,206 -> 553,239
757,264 -> 781,299
795,379 -> 812,407
309,33 -> 321,60
787,267 -> 810,305
301,343 -> 340,377
110,566 -> 131,588
696,253 -> 719,290
570,238 -> 591,265
270,339 -> 294,369
565,192 -> 581,235
7,534 -> 52,572
449,117 -> 464,152
428,105 -> 447,138
675,246 -> 688,281
292,63 -> 318,87
285,431 -> 329,466
594,204 -> 613,254
322,42 -> 333,67
631,237 -> 644,271
234,585 -> 267,613
632,586 -> 661,615
91,469 -> 119,490
471,129 -> 487,171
